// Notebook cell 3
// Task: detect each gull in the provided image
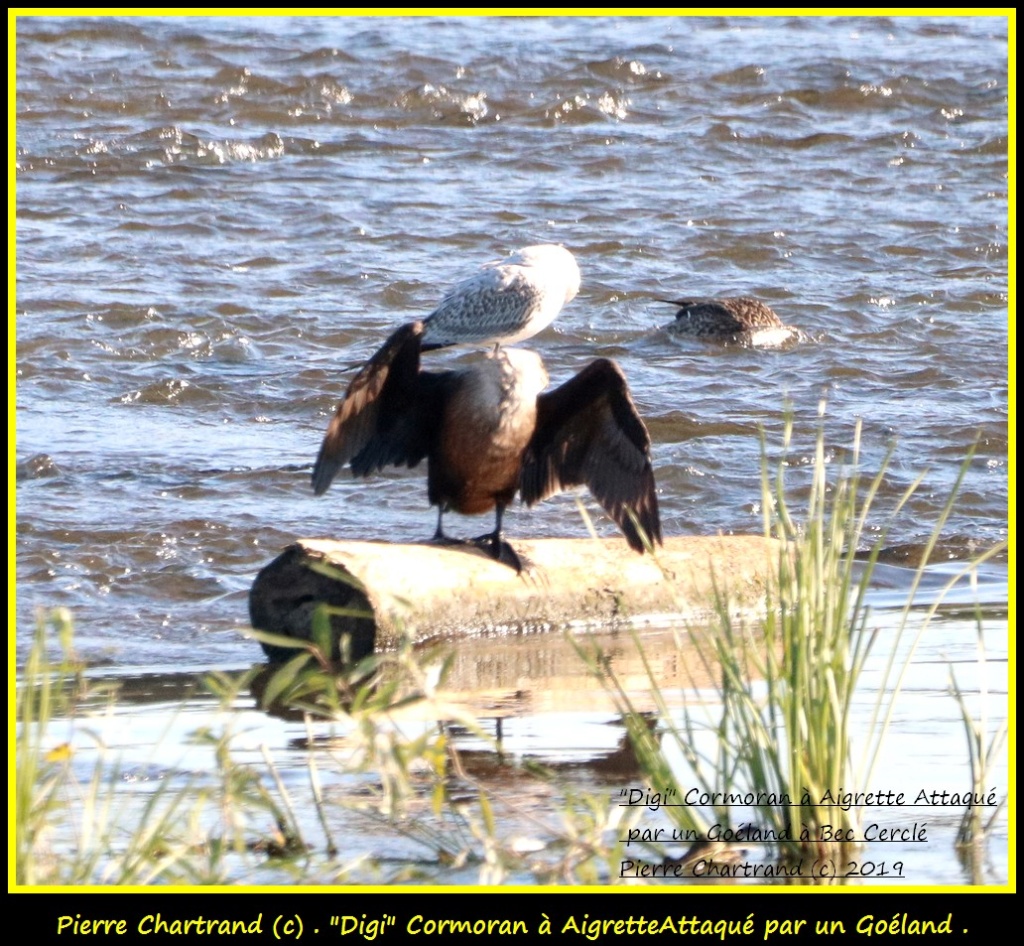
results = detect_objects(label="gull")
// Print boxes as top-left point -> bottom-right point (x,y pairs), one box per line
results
419,244 -> 581,350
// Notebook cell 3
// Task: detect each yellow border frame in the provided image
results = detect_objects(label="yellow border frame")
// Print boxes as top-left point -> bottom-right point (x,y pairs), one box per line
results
9,7 -> 1015,900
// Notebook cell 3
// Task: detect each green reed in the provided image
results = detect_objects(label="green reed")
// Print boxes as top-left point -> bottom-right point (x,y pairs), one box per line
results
587,405 -> 1005,880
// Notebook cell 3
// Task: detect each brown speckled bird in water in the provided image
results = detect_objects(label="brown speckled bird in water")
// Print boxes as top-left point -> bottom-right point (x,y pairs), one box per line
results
663,297 -> 802,347
311,321 -> 661,572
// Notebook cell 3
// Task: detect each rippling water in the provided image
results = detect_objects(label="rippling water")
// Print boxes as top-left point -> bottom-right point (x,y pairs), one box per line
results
17,15 -> 1008,671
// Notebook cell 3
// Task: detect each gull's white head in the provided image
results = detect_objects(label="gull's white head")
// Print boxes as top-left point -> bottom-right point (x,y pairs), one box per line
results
502,244 -> 581,307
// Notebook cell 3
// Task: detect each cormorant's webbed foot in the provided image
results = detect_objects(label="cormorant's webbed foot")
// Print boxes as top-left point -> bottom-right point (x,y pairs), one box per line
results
470,532 -> 523,574
430,533 -> 468,548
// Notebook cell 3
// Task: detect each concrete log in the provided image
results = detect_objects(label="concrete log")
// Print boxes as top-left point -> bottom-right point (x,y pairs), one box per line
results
248,536 -> 780,664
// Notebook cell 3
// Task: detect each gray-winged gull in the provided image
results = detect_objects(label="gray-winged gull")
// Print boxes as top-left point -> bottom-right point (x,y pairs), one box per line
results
420,244 -> 581,350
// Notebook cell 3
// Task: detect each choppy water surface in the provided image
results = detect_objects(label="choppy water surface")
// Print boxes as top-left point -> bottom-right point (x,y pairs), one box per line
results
15,15 -> 1008,886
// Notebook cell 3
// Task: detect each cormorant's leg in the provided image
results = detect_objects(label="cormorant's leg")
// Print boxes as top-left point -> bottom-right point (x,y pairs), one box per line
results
490,504 -> 507,556
431,505 -> 465,547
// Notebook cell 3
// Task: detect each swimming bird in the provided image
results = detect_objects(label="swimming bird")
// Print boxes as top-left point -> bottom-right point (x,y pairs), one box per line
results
663,297 -> 801,347
311,321 -> 661,571
419,244 -> 581,350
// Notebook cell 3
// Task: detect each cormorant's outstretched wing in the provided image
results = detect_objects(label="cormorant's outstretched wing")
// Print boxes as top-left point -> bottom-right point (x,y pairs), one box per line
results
521,359 -> 661,552
312,321 -> 448,495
